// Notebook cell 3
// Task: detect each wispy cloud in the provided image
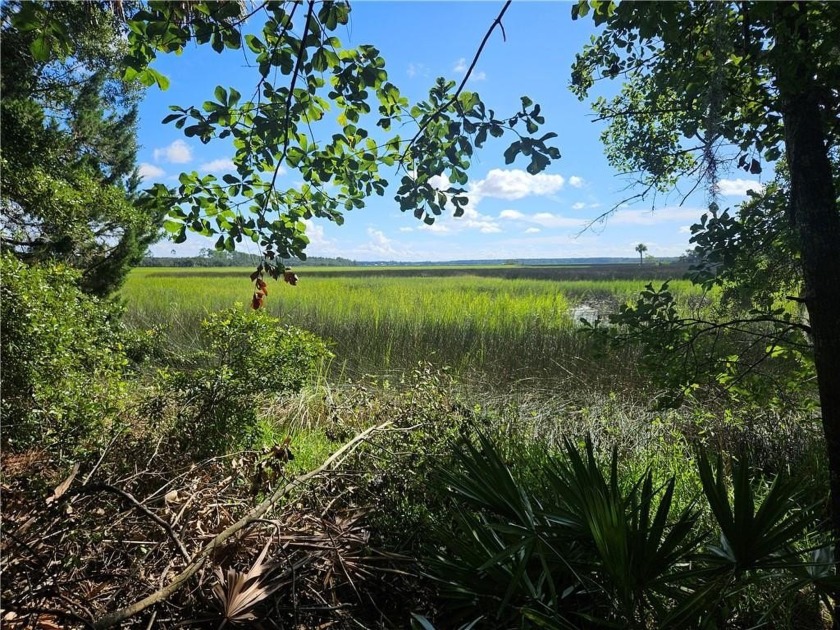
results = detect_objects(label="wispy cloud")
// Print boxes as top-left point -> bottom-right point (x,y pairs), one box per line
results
610,207 -> 705,226
153,139 -> 192,164
199,158 -> 236,172
453,57 -> 486,81
525,227 -> 541,234
419,222 -> 451,233
571,202 -> 586,210
365,228 -> 399,255
568,176 -> 585,188
407,62 -> 429,78
498,209 -> 584,229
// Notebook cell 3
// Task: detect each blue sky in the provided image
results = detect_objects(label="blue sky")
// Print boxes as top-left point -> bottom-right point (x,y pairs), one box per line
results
137,1 -> 764,261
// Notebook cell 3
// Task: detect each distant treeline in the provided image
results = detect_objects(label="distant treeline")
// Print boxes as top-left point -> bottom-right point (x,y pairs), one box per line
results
139,249 -> 357,267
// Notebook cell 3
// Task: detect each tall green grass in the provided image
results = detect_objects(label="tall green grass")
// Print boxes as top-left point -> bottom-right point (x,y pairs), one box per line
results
121,267 -> 708,390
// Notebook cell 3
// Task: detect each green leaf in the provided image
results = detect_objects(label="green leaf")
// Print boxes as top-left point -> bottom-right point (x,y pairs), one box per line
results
503,141 -> 521,165
137,68 -> 170,90
245,34 -> 264,53
163,220 -> 183,234
30,36 -> 51,62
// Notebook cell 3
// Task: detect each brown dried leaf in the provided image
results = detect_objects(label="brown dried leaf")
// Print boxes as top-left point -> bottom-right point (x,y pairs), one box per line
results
212,539 -> 283,624
46,462 -> 79,505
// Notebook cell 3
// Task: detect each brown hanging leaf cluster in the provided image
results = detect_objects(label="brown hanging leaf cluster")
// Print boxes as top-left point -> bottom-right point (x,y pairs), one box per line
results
249,264 -> 298,309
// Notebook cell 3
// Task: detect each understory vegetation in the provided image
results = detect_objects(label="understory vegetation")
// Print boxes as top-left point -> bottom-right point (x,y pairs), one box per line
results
2,261 -> 833,628
3,0 -> 838,625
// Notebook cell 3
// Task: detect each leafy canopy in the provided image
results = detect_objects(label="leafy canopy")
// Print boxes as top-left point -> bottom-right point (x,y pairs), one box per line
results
70,1 -> 560,270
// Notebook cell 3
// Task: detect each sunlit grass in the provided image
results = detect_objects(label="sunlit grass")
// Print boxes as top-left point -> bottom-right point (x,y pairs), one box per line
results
121,267 -> 709,390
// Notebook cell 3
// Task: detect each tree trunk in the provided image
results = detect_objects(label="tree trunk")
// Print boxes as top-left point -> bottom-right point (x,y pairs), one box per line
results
777,6 -> 840,620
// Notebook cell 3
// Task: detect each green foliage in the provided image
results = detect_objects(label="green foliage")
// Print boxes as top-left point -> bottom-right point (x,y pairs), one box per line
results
688,173 -> 803,313
570,1 -> 839,187
1,1 -> 164,296
585,280 -> 815,410
159,307 -> 331,458
0,253 -> 130,455
324,365 -> 477,550
424,433 -> 832,628
568,1 -> 839,422
90,1 -> 560,271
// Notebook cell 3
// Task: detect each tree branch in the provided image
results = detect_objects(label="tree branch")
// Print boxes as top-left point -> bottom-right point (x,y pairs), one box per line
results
401,0 -> 512,163
66,483 -> 190,563
261,0 -> 315,217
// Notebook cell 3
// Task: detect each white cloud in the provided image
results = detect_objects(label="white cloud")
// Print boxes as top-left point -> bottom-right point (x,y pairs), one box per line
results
532,212 -> 584,228
470,169 -> 565,202
718,178 -> 764,197
571,202 -> 586,210
153,139 -> 192,164
365,228 -> 398,255
568,176 -> 585,188
302,219 -> 337,254
525,227 -> 541,234
138,163 -> 165,181
452,58 -> 485,81
398,226 -> 414,232
679,225 -> 692,234
451,206 -> 500,233
199,158 -> 236,172
420,222 -> 451,233
498,208 -> 584,229
428,173 -> 451,190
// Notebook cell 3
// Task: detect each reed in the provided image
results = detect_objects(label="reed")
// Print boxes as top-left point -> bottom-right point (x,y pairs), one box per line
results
121,267 -> 708,390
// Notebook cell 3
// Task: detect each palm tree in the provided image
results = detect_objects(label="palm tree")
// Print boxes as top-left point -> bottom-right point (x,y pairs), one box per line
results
635,243 -> 647,266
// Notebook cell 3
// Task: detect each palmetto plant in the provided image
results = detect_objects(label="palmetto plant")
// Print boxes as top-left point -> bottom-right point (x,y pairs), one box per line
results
543,441 -> 703,627
424,433 -> 833,629
663,452 -> 835,627
212,540 -> 282,627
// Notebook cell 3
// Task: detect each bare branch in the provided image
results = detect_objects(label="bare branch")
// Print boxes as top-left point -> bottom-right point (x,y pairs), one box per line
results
67,483 -> 191,563
401,0 -> 513,163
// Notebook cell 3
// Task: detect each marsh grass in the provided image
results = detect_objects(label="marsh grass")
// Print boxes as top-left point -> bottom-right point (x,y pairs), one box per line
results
121,267 -> 710,391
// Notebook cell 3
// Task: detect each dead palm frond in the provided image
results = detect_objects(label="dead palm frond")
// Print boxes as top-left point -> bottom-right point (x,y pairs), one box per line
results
212,539 -> 282,626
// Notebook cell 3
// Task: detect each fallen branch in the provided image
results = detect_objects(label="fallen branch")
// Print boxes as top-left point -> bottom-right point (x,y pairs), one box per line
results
92,421 -> 391,629
67,483 -> 191,563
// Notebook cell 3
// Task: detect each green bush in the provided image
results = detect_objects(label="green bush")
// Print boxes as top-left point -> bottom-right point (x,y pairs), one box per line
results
162,306 -> 331,458
0,253 -> 129,455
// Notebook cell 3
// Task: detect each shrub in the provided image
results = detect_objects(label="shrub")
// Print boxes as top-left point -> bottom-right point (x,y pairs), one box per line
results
0,253 -> 129,455
163,306 -> 331,458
